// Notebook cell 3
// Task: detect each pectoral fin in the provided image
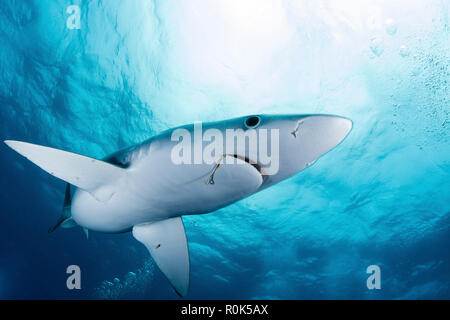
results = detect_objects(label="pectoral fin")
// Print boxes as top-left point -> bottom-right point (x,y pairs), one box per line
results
132,217 -> 190,297
4,140 -> 125,201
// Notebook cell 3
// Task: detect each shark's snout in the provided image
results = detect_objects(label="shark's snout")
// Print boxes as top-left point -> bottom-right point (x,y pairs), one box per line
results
257,114 -> 352,190
323,115 -> 353,144
291,115 -> 352,155
334,116 -> 353,137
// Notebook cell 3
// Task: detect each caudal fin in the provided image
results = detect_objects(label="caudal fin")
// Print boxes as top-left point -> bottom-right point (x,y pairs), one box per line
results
4,140 -> 125,201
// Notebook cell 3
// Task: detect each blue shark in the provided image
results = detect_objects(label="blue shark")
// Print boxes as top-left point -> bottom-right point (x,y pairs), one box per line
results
5,114 -> 352,296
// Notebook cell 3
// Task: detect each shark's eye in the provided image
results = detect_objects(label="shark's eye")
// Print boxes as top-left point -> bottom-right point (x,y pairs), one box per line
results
245,116 -> 260,129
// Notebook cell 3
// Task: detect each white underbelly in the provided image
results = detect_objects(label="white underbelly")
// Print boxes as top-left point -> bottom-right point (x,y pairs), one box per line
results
70,188 -> 156,232
71,152 -> 263,233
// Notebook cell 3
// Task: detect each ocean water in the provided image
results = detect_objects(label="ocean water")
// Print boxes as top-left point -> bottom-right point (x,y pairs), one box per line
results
0,0 -> 449,299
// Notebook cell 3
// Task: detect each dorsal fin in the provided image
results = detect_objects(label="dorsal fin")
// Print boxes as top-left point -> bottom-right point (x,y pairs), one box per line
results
4,140 -> 125,201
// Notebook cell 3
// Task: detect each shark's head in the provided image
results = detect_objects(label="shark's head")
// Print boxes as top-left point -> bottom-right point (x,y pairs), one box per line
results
122,113 -> 352,216
195,114 -> 353,190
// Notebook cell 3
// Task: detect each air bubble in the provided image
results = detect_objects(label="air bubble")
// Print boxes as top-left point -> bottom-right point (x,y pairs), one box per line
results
399,45 -> 410,57
93,260 -> 155,299
385,19 -> 398,35
370,37 -> 384,57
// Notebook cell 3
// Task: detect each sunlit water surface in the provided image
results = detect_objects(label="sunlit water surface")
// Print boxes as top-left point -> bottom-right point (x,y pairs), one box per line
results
0,0 -> 448,299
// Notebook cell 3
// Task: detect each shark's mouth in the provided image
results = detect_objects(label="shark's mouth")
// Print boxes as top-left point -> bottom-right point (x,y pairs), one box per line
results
231,154 -> 262,174
205,154 -> 263,185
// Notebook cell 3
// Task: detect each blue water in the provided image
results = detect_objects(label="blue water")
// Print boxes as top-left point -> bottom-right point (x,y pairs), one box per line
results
0,0 -> 449,299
